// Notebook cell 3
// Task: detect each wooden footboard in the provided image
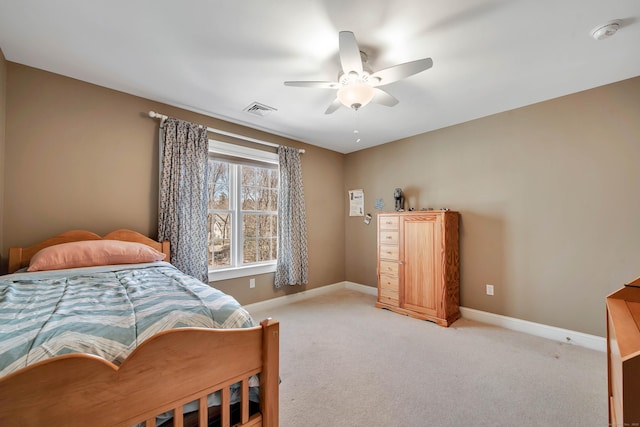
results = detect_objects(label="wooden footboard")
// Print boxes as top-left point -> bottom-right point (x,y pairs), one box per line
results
0,318 -> 279,427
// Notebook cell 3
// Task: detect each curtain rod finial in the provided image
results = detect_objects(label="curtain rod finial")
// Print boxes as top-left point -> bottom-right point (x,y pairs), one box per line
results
148,111 -> 168,121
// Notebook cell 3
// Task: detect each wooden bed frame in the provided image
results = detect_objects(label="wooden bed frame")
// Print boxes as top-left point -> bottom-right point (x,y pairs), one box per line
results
0,229 -> 279,427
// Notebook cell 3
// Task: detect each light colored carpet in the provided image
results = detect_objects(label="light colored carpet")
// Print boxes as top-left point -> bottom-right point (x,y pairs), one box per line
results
248,288 -> 607,427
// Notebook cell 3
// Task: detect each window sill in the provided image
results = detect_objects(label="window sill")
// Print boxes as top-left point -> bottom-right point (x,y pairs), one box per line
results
209,263 -> 276,282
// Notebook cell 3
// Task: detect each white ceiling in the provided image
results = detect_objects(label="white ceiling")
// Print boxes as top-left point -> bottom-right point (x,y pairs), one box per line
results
1,1 -> 639,154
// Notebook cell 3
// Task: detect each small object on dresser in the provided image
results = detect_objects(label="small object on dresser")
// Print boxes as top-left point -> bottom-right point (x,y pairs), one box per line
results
393,188 -> 404,211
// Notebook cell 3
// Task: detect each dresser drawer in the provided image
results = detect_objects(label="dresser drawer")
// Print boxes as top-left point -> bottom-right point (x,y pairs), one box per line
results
379,261 -> 399,276
379,275 -> 399,306
379,244 -> 399,261
379,287 -> 399,306
379,215 -> 399,230
379,231 -> 399,245
379,274 -> 399,292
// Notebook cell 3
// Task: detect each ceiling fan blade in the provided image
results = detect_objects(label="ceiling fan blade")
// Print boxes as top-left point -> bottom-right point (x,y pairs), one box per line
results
371,58 -> 433,86
324,98 -> 342,114
284,81 -> 339,89
371,88 -> 399,107
338,31 -> 363,74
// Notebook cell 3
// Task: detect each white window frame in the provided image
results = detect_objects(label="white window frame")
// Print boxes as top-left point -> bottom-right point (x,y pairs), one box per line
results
208,140 -> 278,281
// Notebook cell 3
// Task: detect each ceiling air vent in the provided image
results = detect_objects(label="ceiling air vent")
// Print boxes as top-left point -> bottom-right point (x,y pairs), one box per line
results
243,102 -> 277,117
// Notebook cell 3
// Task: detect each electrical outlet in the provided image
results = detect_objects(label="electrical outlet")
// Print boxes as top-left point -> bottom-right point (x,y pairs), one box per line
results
249,278 -> 255,289
486,284 -> 494,296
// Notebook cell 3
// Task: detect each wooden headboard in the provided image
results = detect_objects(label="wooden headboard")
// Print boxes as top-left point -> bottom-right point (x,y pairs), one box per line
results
7,229 -> 171,274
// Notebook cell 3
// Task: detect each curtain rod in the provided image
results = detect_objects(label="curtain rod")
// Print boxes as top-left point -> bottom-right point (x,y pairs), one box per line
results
148,111 -> 304,154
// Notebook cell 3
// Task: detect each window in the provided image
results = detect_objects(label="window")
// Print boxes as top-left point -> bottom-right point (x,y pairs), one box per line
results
208,141 -> 279,280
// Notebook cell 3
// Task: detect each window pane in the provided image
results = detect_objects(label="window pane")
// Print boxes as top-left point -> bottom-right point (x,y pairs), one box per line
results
268,189 -> 278,211
271,238 -> 278,259
257,188 -> 270,210
258,215 -> 273,238
256,168 -> 269,187
243,240 -> 257,264
242,187 -> 257,210
210,212 -> 231,267
241,166 -> 256,186
209,160 -> 229,210
258,238 -> 273,261
209,156 -> 279,271
213,187 -> 229,210
243,214 -> 257,238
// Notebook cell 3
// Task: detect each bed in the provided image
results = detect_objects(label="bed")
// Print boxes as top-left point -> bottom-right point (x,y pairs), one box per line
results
0,229 -> 279,426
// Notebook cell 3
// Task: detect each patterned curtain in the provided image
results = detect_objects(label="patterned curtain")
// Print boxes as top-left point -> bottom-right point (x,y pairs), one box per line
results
158,117 -> 209,282
275,146 -> 308,287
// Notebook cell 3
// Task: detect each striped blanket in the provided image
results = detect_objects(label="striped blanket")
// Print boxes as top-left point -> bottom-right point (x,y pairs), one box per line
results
0,262 -> 255,377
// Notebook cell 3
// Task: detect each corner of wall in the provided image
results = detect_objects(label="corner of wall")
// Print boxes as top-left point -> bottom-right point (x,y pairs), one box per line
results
0,47 -> 7,272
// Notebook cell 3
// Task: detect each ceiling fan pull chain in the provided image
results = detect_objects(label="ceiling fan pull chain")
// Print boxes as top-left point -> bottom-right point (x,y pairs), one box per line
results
354,109 -> 362,143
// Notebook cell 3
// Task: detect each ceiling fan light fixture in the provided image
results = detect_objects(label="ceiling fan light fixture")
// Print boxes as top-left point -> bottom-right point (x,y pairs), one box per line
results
337,82 -> 374,110
284,31 -> 432,114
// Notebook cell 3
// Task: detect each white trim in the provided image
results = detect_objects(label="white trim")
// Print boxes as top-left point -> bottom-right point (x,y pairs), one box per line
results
244,281 -> 606,352
244,282 -> 346,313
209,262 -> 276,281
344,281 -> 378,296
209,142 -> 278,274
459,307 -> 606,352
149,110 -> 293,152
209,140 -> 278,164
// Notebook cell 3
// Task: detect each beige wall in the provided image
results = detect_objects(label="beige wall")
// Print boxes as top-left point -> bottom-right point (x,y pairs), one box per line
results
5,60 -> 639,336
345,76 -> 640,336
3,63 -> 346,303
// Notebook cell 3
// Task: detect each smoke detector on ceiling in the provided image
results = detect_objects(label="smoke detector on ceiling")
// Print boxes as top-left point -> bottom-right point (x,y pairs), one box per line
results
590,19 -> 622,40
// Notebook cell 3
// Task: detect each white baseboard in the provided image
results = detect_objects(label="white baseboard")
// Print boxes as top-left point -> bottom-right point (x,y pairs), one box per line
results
244,282 -> 347,314
344,281 -> 378,296
244,282 -> 606,352
459,307 -> 606,352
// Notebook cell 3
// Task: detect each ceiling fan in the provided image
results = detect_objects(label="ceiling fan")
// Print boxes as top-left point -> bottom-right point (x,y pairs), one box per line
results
284,31 -> 433,114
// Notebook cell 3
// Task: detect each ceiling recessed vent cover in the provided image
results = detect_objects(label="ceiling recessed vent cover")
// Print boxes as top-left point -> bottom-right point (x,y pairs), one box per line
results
243,102 -> 277,117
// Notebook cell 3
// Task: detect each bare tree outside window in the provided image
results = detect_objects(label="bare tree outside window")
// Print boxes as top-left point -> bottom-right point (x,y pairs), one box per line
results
208,158 -> 278,269
208,160 -> 231,267
240,165 -> 278,265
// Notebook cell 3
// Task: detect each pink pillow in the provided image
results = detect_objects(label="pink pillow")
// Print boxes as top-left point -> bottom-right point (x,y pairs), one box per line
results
28,240 -> 166,272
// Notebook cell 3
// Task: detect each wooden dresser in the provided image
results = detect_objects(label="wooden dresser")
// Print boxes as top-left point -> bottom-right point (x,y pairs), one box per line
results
606,281 -> 640,427
376,211 -> 460,327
